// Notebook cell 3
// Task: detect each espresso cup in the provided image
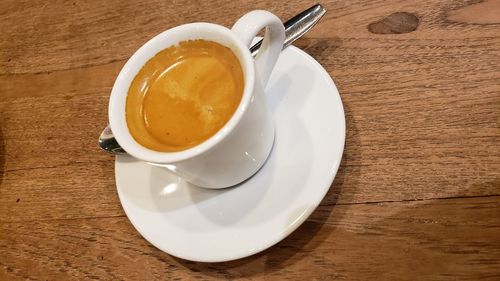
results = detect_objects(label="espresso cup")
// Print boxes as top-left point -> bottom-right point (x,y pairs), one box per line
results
109,10 -> 285,189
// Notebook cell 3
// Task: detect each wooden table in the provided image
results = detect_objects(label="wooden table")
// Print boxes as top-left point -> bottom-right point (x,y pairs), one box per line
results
1,0 -> 499,280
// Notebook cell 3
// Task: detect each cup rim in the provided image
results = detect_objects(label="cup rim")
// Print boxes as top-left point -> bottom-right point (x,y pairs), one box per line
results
109,22 -> 255,163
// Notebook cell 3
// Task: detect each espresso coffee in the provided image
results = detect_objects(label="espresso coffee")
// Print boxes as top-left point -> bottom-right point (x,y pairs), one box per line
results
126,39 -> 244,152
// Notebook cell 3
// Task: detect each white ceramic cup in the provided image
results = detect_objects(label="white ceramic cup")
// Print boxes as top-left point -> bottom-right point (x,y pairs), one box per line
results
109,10 -> 285,189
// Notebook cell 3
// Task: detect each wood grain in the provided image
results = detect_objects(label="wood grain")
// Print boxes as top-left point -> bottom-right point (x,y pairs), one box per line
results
368,12 -> 420,34
1,0 -> 499,279
1,197 -> 499,280
447,0 -> 500,25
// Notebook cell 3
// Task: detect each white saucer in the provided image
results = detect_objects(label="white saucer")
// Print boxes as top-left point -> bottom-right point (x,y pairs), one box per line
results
115,45 -> 345,262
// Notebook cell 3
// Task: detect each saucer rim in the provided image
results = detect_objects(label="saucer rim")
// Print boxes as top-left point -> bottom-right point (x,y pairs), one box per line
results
116,45 -> 345,262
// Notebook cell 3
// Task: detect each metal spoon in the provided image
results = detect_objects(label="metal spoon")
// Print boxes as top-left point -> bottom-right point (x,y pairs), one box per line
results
99,4 -> 326,154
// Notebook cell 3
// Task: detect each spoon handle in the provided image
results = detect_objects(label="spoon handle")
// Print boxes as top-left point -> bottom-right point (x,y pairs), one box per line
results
250,4 -> 326,57
99,4 -> 327,155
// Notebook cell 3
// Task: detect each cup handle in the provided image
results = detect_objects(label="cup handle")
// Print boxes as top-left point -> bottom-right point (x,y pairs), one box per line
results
232,10 -> 285,87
